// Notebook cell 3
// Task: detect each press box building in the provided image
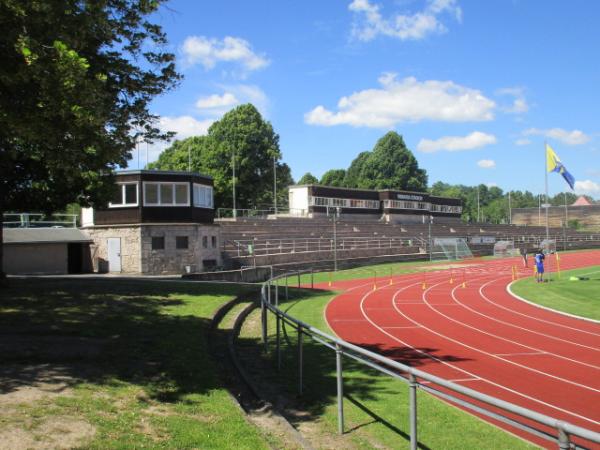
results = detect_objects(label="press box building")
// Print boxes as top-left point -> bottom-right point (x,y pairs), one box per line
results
81,170 -> 221,274
288,184 -> 462,223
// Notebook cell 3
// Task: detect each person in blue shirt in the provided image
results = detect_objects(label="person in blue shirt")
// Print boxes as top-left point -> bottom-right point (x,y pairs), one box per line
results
534,249 -> 545,282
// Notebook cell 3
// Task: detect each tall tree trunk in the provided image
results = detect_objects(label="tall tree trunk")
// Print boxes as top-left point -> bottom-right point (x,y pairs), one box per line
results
0,209 -> 5,287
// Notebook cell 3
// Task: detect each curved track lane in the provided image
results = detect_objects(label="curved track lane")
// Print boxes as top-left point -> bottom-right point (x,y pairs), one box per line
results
324,250 -> 600,448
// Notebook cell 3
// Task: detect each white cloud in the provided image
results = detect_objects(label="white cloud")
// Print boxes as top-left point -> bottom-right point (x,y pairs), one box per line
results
305,74 -> 495,127
348,0 -> 462,42
485,182 -> 497,188
477,159 -> 496,169
496,87 -> 529,114
196,92 -> 238,109
574,180 -> 600,196
159,115 -> 213,139
417,131 -> 497,153
523,128 -> 590,146
181,36 -> 269,72
515,138 -> 531,146
195,85 -> 269,118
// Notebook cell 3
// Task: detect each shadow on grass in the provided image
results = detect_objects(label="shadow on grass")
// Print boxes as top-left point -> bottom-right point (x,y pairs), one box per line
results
0,278 -> 256,403
236,287 -> 467,448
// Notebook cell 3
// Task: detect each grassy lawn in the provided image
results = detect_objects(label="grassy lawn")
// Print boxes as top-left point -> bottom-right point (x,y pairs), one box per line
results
0,279 -> 271,449
510,265 -> 600,321
275,257 -> 479,287
238,287 -> 535,450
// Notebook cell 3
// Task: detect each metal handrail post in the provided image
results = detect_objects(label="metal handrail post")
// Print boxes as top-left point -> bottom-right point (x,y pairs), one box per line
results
310,269 -> 314,289
276,313 -> 281,371
298,325 -> 304,395
336,343 -> 344,435
409,373 -> 418,450
261,289 -> 268,352
285,275 -> 289,300
297,271 -> 301,288
557,422 -> 570,450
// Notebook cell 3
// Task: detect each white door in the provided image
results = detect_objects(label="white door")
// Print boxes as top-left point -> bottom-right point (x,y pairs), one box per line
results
107,238 -> 122,272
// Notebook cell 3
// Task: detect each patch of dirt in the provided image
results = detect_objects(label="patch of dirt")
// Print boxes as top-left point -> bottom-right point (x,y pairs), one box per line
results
0,416 -> 95,450
0,364 -> 77,405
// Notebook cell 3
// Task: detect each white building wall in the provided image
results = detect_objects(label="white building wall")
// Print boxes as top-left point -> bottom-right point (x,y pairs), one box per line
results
288,186 -> 309,216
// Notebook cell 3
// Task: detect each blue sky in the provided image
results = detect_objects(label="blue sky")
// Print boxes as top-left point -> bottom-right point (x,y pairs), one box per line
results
131,0 -> 600,199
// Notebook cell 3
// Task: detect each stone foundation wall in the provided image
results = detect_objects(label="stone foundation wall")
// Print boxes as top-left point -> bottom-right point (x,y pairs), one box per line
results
84,226 -> 142,273
83,224 -> 221,274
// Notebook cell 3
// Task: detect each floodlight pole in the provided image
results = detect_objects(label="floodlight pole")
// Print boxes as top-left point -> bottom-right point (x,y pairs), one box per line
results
232,149 -> 237,219
508,191 -> 512,224
428,215 -> 433,262
544,141 -> 550,242
564,192 -> 568,228
332,207 -> 340,271
273,157 -> 278,214
477,187 -> 480,222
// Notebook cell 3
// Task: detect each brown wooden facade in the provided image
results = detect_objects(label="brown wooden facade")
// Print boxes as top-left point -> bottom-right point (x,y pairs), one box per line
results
92,170 -> 214,225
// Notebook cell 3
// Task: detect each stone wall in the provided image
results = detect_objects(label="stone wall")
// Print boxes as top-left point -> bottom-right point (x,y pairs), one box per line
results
84,226 -> 142,273
140,224 -> 221,274
83,223 -> 221,274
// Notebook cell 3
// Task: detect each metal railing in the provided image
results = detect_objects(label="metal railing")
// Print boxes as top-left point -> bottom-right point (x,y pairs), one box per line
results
216,207 -> 309,219
224,236 -> 427,257
2,213 -> 78,228
259,269 -> 600,449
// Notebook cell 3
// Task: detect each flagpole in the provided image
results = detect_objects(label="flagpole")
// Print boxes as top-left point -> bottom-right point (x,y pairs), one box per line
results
544,141 -> 550,243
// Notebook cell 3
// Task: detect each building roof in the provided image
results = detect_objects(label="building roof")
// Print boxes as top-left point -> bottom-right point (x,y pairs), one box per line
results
3,228 -> 92,244
572,196 -> 592,206
116,169 -> 213,180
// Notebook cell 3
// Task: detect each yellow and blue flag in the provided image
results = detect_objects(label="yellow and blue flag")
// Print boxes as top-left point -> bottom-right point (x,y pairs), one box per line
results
546,144 -> 575,189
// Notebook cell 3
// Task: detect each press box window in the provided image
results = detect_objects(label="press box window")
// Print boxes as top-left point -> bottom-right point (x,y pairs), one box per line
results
176,236 -> 189,249
211,236 -> 217,248
193,183 -> 214,208
144,182 -> 189,206
110,183 -> 138,207
151,237 -> 165,250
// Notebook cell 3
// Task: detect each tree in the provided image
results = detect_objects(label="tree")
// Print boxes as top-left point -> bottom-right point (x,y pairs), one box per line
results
344,132 -> 427,191
150,104 -> 292,210
344,151 -> 370,188
297,172 -> 319,185
0,0 -> 181,280
320,169 -> 346,187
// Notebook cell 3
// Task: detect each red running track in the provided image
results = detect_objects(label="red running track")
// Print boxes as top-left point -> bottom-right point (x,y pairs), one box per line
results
324,250 -> 600,449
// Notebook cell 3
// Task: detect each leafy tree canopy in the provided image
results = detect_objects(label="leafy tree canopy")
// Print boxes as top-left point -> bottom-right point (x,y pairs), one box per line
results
343,132 -> 427,191
149,104 -> 293,209
297,172 -> 319,185
320,169 -> 346,187
0,0 -> 180,278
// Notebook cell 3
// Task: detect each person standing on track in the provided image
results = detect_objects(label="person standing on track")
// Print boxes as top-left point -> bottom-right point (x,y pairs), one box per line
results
534,249 -> 545,282
521,246 -> 528,268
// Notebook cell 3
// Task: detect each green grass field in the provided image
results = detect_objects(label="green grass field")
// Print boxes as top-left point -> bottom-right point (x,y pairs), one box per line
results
511,265 -> 600,321
238,287 -> 535,449
275,257 -> 477,288
0,279 -> 272,449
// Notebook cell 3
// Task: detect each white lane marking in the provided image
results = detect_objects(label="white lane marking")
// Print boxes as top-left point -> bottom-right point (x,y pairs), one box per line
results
506,281 -> 600,329
494,352 -> 547,357
420,377 -> 480,385
416,279 -> 600,388
382,326 -> 421,329
474,279 -> 600,350
360,278 -> 600,426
